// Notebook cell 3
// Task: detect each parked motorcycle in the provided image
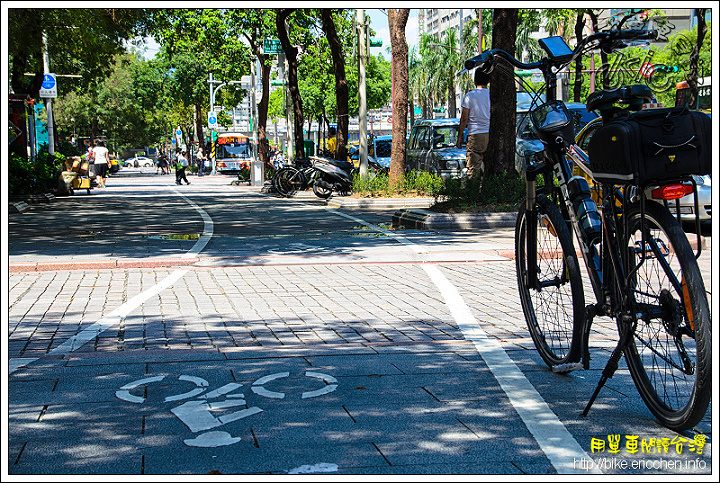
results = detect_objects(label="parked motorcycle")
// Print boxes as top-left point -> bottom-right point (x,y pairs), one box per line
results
309,156 -> 354,199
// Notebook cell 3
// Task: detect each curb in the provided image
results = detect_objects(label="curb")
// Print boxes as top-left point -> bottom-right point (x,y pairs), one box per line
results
9,257 -> 200,273
393,208 -> 516,230
326,197 -> 435,210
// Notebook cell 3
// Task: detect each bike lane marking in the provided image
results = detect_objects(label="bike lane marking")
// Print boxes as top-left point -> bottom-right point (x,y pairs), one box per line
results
8,189 -> 213,375
325,207 -> 601,475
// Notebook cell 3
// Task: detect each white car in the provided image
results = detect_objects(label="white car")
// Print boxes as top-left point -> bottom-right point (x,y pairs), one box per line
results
124,156 -> 154,168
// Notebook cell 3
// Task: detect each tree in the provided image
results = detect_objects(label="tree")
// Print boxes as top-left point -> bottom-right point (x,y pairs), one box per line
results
228,9 -> 277,164
276,8 -> 307,159
151,9 -> 251,152
387,9 -> 410,188
320,9 -> 350,162
687,9 -> 708,108
485,9 -> 518,178
8,8 -> 152,98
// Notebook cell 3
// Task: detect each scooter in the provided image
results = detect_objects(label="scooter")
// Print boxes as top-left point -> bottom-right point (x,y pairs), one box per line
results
309,156 -> 354,199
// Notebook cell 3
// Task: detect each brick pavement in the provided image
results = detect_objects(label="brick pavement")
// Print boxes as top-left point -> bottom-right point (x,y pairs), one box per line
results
6,173 -> 713,475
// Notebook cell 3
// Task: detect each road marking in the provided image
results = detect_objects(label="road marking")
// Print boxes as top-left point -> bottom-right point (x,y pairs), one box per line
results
8,190 -> 214,375
325,207 -> 600,474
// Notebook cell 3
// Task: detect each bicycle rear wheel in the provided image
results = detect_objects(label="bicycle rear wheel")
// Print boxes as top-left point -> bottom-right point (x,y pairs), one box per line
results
273,167 -> 306,197
623,201 -> 711,430
515,194 -> 585,368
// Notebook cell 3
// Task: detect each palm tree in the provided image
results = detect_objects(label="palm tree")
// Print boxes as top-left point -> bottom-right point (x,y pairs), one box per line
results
425,28 -> 463,117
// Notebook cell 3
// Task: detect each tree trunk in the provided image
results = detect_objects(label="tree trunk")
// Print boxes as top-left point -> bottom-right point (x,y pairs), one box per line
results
388,9 -> 410,188
257,54 -> 271,164
276,9 -> 305,159
448,74 -> 456,118
485,8 -> 518,177
688,9 -> 707,109
588,10 -> 610,89
321,9 -> 349,162
572,12 -> 585,102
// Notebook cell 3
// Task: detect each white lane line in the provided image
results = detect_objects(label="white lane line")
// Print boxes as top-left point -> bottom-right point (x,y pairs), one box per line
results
325,207 -> 600,474
9,191 -> 214,375
174,190 -> 213,258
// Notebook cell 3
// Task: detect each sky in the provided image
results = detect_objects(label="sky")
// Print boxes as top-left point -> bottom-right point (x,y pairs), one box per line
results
139,8 -> 419,60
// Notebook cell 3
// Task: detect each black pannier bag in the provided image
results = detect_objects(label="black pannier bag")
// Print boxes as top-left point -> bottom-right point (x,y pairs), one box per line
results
587,106 -> 711,185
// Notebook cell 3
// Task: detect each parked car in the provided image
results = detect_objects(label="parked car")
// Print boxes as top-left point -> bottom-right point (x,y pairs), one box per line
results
406,118 -> 467,181
124,156 -> 154,168
368,135 -> 392,170
515,101 -> 599,175
574,115 -> 711,223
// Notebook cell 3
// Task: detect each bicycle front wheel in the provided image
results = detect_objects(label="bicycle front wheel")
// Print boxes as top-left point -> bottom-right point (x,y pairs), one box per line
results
515,194 -> 585,368
623,201 -> 711,430
273,167 -> 306,197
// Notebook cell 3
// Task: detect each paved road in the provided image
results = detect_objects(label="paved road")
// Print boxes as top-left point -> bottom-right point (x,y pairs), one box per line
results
5,169 -> 713,476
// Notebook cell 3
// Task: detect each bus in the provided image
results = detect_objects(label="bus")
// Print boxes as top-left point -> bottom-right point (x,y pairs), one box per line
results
215,133 -> 251,172
675,76 -> 711,111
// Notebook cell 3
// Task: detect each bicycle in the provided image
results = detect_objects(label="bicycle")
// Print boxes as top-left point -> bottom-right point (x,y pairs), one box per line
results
273,155 -> 388,198
463,26 -> 711,430
272,159 -> 321,197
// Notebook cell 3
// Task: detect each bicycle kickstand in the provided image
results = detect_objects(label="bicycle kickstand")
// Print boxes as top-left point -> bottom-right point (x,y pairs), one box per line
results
582,314 -> 634,417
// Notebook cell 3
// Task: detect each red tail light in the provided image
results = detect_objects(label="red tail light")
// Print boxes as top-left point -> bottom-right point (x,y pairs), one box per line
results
651,184 -> 693,200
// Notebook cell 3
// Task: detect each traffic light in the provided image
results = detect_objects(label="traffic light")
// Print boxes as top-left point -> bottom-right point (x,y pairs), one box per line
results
433,108 -> 445,113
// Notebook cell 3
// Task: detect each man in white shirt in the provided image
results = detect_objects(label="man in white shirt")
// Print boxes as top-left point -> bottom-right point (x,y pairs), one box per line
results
457,68 -> 491,183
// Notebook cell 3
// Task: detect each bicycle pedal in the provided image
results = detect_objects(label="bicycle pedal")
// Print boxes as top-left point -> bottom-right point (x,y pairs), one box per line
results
551,362 -> 584,374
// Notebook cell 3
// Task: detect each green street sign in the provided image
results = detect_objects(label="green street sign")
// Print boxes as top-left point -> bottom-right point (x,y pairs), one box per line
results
263,39 -> 283,55
369,37 -> 383,47
270,79 -> 286,87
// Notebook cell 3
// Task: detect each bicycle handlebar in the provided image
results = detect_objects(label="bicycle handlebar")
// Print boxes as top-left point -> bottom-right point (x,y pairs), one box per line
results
462,29 -> 657,75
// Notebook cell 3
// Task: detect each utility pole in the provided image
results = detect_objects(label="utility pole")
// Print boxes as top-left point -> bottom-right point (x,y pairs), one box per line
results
358,9 -> 368,176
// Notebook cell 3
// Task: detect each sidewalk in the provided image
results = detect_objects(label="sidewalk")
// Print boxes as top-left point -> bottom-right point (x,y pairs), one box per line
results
7,172 -> 713,475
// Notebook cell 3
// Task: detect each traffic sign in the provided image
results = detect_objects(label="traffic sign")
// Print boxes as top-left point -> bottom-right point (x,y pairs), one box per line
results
208,112 -> 217,128
39,73 -> 57,98
263,39 -> 283,55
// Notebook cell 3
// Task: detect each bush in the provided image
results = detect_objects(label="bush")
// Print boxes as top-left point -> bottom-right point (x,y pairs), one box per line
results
352,170 -> 444,198
9,148 -> 65,197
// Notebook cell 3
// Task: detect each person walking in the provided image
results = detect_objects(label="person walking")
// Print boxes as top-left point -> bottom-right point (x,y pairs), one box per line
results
457,68 -> 491,184
175,148 -> 190,185
196,147 -> 206,176
91,140 -> 112,188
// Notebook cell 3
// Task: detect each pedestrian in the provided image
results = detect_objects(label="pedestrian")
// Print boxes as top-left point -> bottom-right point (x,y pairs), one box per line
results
91,140 -> 112,188
175,148 -> 190,185
196,147 -> 206,176
457,68 -> 491,184
326,126 -> 337,157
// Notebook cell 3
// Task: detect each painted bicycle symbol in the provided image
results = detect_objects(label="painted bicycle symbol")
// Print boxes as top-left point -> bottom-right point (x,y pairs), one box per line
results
116,371 -> 338,448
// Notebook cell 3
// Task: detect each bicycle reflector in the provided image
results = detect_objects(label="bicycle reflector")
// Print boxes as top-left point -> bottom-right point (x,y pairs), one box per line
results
651,184 -> 693,200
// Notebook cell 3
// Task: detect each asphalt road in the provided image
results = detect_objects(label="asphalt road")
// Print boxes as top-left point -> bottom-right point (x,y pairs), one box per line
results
5,168 -> 713,476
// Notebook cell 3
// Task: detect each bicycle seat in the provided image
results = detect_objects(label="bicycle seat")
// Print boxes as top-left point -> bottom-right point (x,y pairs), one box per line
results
586,85 -> 653,112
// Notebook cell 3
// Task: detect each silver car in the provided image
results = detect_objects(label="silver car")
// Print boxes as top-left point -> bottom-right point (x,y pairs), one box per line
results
406,118 -> 467,181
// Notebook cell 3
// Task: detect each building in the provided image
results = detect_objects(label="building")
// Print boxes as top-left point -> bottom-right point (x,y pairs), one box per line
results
417,8 -> 477,41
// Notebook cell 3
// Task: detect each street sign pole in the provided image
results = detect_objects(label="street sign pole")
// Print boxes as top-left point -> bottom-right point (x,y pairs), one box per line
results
42,31 -> 55,155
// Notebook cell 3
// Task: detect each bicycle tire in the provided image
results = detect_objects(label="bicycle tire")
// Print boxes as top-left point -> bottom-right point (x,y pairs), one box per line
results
515,194 -> 585,368
622,201 -> 711,430
273,167 -> 306,197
